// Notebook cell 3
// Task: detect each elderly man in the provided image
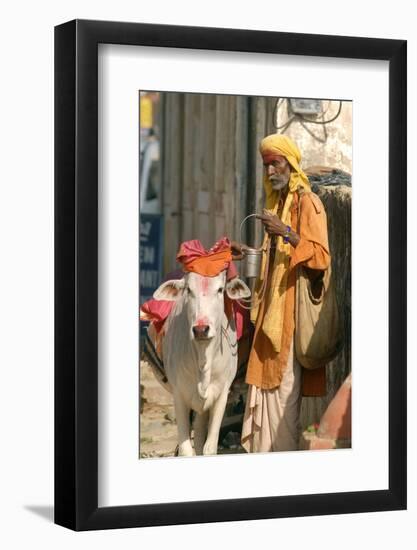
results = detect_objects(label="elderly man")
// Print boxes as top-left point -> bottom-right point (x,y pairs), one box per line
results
232,134 -> 331,453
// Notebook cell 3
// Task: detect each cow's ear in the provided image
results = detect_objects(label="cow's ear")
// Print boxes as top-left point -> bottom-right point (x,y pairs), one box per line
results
153,279 -> 185,301
225,277 -> 251,300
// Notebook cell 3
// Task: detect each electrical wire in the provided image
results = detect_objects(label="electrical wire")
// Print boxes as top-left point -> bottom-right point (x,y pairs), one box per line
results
272,97 -> 285,125
298,100 -> 343,125
320,100 -> 331,117
272,98 -> 297,131
272,98 -> 343,142
299,118 -> 328,144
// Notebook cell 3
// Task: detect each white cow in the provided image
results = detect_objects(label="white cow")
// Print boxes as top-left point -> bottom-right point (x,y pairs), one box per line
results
152,270 -> 251,456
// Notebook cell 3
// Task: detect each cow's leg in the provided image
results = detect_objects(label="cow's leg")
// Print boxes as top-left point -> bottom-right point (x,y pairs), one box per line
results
173,393 -> 194,457
193,411 -> 209,455
203,389 -> 228,455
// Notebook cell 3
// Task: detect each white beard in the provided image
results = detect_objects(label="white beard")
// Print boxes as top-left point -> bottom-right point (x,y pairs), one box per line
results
270,178 -> 289,191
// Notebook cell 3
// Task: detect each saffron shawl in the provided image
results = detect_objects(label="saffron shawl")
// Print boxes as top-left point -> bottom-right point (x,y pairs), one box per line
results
251,134 -> 311,352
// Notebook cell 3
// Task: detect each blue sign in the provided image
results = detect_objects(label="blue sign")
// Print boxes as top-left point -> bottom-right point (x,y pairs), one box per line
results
140,214 -> 164,306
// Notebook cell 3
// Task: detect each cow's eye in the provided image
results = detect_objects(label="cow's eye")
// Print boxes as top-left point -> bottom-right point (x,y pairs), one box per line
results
218,287 -> 224,293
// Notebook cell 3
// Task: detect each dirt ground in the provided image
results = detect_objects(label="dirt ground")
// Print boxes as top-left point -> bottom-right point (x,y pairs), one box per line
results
139,360 -> 247,458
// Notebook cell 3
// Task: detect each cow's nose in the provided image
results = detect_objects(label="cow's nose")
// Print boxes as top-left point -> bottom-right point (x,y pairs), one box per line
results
192,325 -> 210,338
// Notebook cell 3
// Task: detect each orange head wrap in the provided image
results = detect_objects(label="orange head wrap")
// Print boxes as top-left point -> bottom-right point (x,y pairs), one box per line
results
176,237 -> 232,277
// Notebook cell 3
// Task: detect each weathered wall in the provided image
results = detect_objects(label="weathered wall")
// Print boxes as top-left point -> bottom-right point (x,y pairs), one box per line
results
275,99 -> 352,173
161,93 -> 246,273
160,93 -> 276,274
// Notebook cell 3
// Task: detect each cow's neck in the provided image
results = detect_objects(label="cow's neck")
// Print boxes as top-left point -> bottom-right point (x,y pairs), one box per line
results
193,329 -> 221,401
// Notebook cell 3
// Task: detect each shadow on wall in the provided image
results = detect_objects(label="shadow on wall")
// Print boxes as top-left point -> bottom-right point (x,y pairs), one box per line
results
24,505 -> 54,523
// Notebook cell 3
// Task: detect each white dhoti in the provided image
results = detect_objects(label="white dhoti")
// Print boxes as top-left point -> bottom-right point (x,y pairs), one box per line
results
241,342 -> 302,453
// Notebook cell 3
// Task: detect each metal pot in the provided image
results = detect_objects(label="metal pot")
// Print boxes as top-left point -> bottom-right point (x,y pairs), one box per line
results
241,247 -> 263,279
239,213 -> 263,279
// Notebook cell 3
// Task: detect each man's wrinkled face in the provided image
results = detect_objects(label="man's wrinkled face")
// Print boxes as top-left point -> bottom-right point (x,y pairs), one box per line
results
264,156 -> 291,191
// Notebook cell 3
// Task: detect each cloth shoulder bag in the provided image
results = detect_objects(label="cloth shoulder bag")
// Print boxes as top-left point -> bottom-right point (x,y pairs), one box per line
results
294,191 -> 344,369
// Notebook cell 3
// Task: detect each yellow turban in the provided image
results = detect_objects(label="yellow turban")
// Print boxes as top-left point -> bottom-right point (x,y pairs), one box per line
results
251,134 -> 311,352
260,134 -> 311,209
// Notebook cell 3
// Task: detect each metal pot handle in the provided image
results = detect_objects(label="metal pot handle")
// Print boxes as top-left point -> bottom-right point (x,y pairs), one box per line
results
239,213 -> 262,250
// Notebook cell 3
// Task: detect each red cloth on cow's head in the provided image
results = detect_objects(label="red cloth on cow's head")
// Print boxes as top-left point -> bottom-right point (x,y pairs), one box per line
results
140,299 -> 174,333
140,239 -> 241,336
176,237 -> 233,277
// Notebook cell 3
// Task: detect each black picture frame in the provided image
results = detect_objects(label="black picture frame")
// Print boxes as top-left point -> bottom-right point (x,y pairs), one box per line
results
55,19 -> 407,531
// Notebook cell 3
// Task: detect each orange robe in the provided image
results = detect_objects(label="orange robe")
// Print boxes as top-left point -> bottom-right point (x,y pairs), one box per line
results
245,191 -> 331,396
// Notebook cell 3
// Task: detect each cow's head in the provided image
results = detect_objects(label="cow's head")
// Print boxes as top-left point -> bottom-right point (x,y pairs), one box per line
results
153,272 -> 251,341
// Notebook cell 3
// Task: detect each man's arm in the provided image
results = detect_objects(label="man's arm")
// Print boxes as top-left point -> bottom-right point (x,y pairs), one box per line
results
255,210 -> 300,248
230,240 -> 244,260
290,193 -> 330,271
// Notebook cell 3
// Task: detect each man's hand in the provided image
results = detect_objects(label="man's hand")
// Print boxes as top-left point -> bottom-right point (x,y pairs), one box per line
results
230,240 -> 245,260
256,210 -> 301,247
256,210 -> 288,236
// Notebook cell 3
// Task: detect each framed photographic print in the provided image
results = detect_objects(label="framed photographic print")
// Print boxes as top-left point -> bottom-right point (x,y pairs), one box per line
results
55,19 -> 406,531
